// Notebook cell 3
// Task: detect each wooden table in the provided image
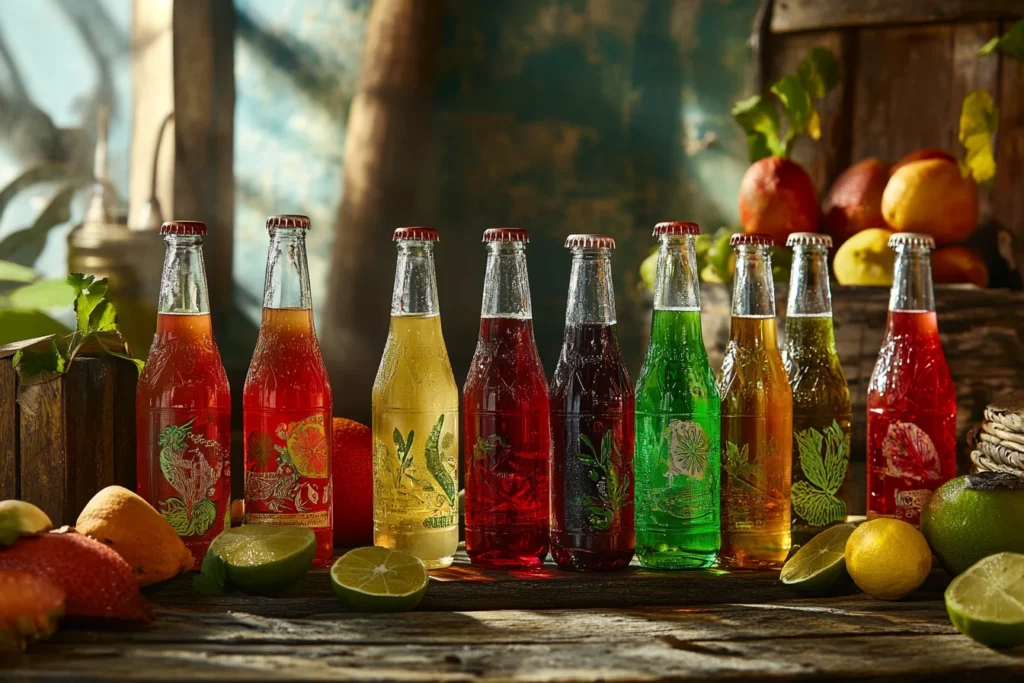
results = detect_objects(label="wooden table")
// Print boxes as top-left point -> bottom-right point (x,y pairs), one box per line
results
6,551 -> 1024,681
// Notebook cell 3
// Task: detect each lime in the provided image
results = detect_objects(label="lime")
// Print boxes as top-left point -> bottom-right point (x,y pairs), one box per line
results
946,552 -> 1024,648
846,518 -> 931,600
208,525 -> 315,595
922,473 -> 1024,577
780,523 -> 855,595
331,547 -> 428,612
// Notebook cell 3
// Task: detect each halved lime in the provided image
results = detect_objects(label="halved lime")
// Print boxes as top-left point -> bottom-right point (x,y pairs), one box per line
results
208,525 -> 316,595
780,523 -> 855,595
946,552 -> 1024,649
331,546 -> 428,612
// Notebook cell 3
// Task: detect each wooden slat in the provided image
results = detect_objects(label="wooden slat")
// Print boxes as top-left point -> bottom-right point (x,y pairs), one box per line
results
772,0 -> 1023,34
0,361 -> 16,499
111,358 -> 139,491
993,27 -> 1024,272
17,379 -> 65,525
63,359 -> 115,523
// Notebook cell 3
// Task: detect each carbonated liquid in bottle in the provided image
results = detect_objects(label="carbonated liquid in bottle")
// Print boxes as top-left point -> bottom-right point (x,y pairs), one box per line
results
718,233 -> 792,569
867,233 -> 956,526
373,227 -> 460,569
463,228 -> 551,569
137,220 -> 231,563
782,233 -> 851,547
634,222 -> 720,569
243,215 -> 334,564
550,234 -> 634,571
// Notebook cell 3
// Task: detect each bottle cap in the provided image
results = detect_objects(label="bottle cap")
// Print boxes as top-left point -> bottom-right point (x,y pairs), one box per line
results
160,220 -> 207,236
266,214 -> 311,230
888,232 -> 935,250
393,227 -> 439,242
565,234 -> 615,249
482,228 -> 529,243
730,232 -> 774,247
653,221 -> 700,237
786,232 -> 832,248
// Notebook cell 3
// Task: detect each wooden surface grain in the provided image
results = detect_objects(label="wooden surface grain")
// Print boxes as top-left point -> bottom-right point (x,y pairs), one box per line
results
771,0 -> 1024,33
0,360 -> 16,500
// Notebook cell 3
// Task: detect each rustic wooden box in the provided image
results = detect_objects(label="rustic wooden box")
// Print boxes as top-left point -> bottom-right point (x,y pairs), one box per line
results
0,356 -> 137,525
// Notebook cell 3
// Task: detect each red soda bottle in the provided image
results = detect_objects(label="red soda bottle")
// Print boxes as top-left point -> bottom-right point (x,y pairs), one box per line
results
243,215 -> 333,563
463,228 -> 551,569
867,233 -> 956,526
550,234 -> 635,571
137,220 -> 231,562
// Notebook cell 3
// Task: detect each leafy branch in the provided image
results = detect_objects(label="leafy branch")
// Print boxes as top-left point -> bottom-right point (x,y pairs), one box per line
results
574,431 -> 631,532
391,427 -> 416,487
979,19 -> 1024,62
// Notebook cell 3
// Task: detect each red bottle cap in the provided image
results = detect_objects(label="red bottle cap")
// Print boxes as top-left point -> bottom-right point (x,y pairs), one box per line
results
730,232 -> 774,247
565,234 -> 616,249
482,228 -> 529,243
786,232 -> 832,248
393,227 -> 440,242
160,220 -> 207,236
266,214 -> 311,230
653,221 -> 700,237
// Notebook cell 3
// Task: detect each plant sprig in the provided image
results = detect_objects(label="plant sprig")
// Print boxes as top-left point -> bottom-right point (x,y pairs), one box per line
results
959,90 -> 998,186
979,19 -> 1024,62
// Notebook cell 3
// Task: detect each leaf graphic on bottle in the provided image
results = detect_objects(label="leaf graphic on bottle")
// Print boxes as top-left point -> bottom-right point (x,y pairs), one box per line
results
160,497 -> 217,536
574,430 -> 631,532
882,421 -> 942,482
791,421 -> 849,527
662,420 -> 710,481
425,415 -> 456,506
723,441 -> 754,481
157,419 -> 224,535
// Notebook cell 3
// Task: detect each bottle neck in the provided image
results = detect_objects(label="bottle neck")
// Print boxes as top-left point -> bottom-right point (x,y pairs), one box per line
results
654,235 -> 700,311
392,241 -> 439,316
158,235 -> 210,315
890,246 -> 935,312
787,245 -> 832,317
481,242 -> 532,319
731,244 -> 776,317
262,227 -> 312,310
565,247 -> 616,325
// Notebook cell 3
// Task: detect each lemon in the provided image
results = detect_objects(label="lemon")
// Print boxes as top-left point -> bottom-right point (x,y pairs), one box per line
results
832,228 -> 894,286
845,518 -> 931,600
0,500 -> 52,546
331,546 -> 429,612
946,552 -> 1024,649
202,525 -> 316,595
781,524 -> 855,595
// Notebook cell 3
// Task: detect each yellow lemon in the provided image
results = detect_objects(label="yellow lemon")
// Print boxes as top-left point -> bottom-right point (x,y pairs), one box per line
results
832,227 -> 894,286
845,518 -> 932,600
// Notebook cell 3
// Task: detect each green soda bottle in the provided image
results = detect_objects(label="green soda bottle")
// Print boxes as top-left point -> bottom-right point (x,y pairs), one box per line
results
634,222 -> 721,569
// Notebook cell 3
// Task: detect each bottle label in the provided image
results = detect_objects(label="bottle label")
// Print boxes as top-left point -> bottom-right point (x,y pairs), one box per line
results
791,421 -> 850,528
145,409 -> 231,538
244,410 -> 332,529
559,418 -> 633,535
721,432 -> 788,532
465,410 -> 549,525
373,411 -> 459,530
636,414 -> 718,523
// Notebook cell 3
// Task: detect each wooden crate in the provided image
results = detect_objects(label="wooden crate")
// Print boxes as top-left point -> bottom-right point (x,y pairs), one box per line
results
0,356 -> 137,525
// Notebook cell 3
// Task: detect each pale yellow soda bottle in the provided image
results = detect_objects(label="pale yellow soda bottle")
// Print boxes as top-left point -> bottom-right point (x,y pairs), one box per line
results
372,227 -> 460,568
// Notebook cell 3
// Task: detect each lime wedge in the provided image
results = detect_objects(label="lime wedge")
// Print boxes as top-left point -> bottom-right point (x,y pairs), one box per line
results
780,523 -> 855,595
331,547 -> 428,612
946,552 -> 1024,649
207,525 -> 316,595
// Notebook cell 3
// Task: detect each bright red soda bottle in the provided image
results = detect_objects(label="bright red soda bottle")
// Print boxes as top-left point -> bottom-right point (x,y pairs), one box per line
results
137,220 -> 231,562
550,234 -> 634,571
463,228 -> 551,569
867,232 -> 956,526
243,214 -> 333,563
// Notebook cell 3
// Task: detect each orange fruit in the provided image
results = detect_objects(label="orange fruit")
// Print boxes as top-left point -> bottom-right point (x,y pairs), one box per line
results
287,416 -> 329,477
332,418 -> 373,548
881,159 -> 979,245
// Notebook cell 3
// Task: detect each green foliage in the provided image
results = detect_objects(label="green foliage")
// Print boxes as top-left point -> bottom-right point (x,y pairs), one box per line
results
192,546 -> 227,595
791,421 -> 849,527
733,47 -> 840,162
161,497 -> 217,537
574,431 -> 632,532
979,20 -> 1024,62
724,441 -> 755,482
959,91 -> 998,186
424,415 -> 456,506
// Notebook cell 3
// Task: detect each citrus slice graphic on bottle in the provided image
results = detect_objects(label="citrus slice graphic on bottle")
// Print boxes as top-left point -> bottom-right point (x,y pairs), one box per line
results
286,415 -> 329,477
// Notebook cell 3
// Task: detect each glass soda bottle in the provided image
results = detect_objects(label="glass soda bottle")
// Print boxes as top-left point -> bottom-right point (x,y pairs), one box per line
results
243,214 -> 333,564
782,233 -> 851,547
634,222 -> 720,569
867,233 -> 956,526
136,220 -> 231,562
463,228 -> 551,569
718,233 -> 792,569
550,234 -> 634,571
372,227 -> 459,569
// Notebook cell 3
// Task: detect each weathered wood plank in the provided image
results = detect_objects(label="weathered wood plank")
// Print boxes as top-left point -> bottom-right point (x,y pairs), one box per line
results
993,25 -> 1024,271
0,360 -> 16,499
17,377 -> 65,525
111,358 -> 138,492
772,0 -> 1023,34
64,359 -> 115,523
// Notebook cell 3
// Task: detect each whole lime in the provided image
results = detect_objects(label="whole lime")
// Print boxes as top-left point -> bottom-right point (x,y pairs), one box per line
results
922,473 -> 1024,577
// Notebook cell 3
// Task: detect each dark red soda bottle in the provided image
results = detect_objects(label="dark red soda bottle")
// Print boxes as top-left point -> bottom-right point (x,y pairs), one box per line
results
463,228 -> 551,569
550,234 -> 635,571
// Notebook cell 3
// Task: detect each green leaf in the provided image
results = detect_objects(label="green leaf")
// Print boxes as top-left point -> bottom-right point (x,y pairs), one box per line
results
822,421 -> 849,493
192,546 -> 227,595
67,273 -> 94,298
160,497 -> 217,537
0,184 -> 81,266
771,75 -> 813,147
88,300 -> 118,331
732,94 -> 783,162
0,260 -> 38,284
393,427 -> 404,451
12,340 -> 67,379
74,276 -> 109,333
797,47 -> 840,99
0,310 -> 69,344
791,480 -> 846,527
959,90 -> 998,185
795,426 -> 828,490
4,279 -> 74,311
979,20 -> 1024,61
